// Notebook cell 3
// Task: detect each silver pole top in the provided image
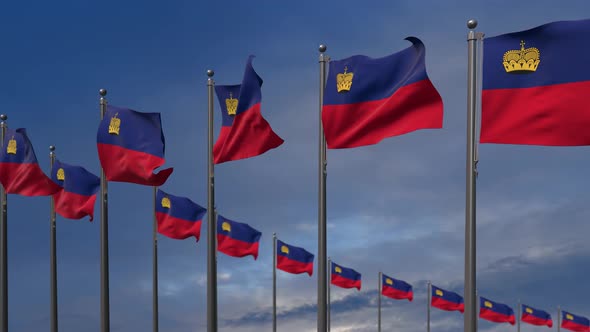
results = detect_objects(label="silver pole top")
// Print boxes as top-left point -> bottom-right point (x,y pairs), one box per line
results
99,89 -> 107,97
467,19 -> 478,29
0,115 -> 6,121
319,45 -> 327,53
207,69 -> 214,78
49,146 -> 56,152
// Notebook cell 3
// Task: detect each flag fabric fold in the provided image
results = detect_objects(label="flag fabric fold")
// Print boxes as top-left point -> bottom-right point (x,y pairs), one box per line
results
276,239 -> 314,276
381,274 -> 413,301
330,262 -> 361,290
481,19 -> 590,146
561,311 -> 590,332
479,296 -> 516,325
51,160 -> 100,221
521,304 -> 553,328
430,285 -> 464,313
213,55 -> 284,164
97,105 -> 173,186
321,36 -> 443,149
155,189 -> 206,241
217,215 -> 262,259
0,128 -> 61,196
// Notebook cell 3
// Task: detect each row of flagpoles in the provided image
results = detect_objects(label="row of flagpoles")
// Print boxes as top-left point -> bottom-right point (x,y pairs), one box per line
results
1,17 -> 590,332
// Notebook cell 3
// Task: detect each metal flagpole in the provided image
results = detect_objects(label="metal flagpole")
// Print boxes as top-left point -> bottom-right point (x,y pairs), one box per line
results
517,300 -> 520,332
49,146 -> 58,332
272,233 -> 277,332
317,44 -> 329,332
0,114 -> 7,332
153,186 -> 158,332
99,89 -> 110,332
464,19 -> 482,332
427,281 -> 431,332
378,272 -> 382,332
327,257 -> 331,332
557,306 -> 561,332
206,69 -> 218,332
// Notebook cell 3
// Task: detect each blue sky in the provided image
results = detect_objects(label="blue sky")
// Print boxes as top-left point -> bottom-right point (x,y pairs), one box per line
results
2,0 -> 590,331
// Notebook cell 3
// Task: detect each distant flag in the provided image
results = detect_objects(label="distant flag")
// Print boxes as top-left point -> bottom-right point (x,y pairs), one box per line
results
213,55 -> 284,164
155,189 -> 206,241
217,215 -> 262,260
478,297 -> 515,325
561,310 -> 590,332
381,274 -> 413,301
480,19 -> 590,146
430,285 -> 464,313
521,304 -> 553,328
97,105 -> 173,186
321,37 -> 443,149
0,128 -> 61,196
50,160 -> 100,221
276,240 -> 314,276
330,262 -> 361,290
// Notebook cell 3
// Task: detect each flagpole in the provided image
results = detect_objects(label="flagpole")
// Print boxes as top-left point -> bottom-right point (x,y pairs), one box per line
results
377,272 -> 382,332
317,44 -> 329,332
49,146 -> 58,332
206,69 -> 218,332
0,114 -> 7,332
557,306 -> 561,332
517,299 -> 520,332
427,281 -> 431,332
272,233 -> 277,332
327,257 -> 331,332
464,19 -> 481,332
98,89 -> 111,332
153,186 -> 158,332
0,114 -> 8,332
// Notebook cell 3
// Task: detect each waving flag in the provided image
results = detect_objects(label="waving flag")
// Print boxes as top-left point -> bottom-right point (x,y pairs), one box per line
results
155,189 -> 206,241
217,215 -> 262,260
521,304 -> 553,328
561,311 -> 590,332
97,105 -> 173,186
479,297 -> 515,325
431,285 -> 464,313
330,262 -> 361,290
0,128 -> 61,196
51,160 -> 100,221
276,239 -> 314,276
381,274 -> 413,301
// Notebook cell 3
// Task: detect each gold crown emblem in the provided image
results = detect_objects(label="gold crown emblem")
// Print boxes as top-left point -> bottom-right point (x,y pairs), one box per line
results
335,266 -> 342,273
6,136 -> 16,155
526,308 -> 533,314
385,278 -> 393,285
225,92 -> 238,116
484,301 -> 493,308
56,168 -> 65,181
435,289 -> 443,296
566,314 -> 574,320
503,40 -> 540,73
222,221 -> 231,232
281,245 -> 289,254
108,113 -> 121,135
161,197 -> 171,209
336,66 -> 354,93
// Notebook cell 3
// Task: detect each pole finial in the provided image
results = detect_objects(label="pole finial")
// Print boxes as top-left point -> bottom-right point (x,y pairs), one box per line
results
467,19 -> 478,30
207,69 -> 214,77
319,44 -> 327,53
49,145 -> 55,152
99,89 -> 107,96
0,115 -> 6,121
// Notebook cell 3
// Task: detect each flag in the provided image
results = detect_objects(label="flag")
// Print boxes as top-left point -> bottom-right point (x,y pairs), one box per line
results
0,128 -> 61,196
521,304 -> 553,328
213,56 -> 284,164
97,105 -> 173,186
430,285 -> 464,313
478,297 -> 515,325
217,215 -> 262,260
276,239 -> 314,276
480,19 -> 590,146
330,262 -> 361,290
561,311 -> 590,332
50,160 -> 100,221
155,189 -> 206,241
321,37 -> 443,149
381,274 -> 413,301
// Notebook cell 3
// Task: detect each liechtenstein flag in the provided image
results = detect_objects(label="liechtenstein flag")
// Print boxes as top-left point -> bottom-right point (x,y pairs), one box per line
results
217,215 -> 262,260
381,273 -> 413,301
322,37 -> 443,149
51,160 -> 100,221
276,239 -> 314,276
97,105 -> 173,186
561,310 -> 590,332
481,19 -> 590,146
479,297 -> 516,325
213,55 -> 284,164
431,285 -> 464,313
330,262 -> 361,290
155,189 -> 206,242
521,304 -> 553,328
0,128 -> 61,196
